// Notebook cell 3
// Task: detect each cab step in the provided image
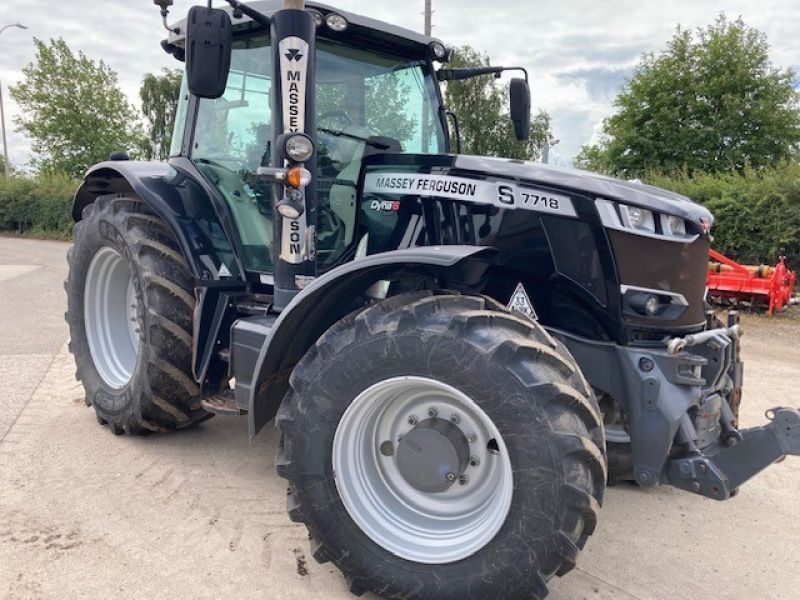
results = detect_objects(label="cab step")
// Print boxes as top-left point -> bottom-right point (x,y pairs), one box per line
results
201,390 -> 247,416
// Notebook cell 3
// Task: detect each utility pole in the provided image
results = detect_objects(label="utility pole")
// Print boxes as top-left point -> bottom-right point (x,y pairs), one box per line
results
422,0 -> 432,152
0,23 -> 28,177
542,138 -> 560,165
0,81 -> 8,177
424,0 -> 432,35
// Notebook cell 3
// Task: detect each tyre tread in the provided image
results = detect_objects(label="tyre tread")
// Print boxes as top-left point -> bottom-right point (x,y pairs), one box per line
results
66,194 -> 206,434
277,292 -> 606,599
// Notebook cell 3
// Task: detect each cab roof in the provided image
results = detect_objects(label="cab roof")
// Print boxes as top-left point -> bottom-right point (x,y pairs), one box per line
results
168,1 -> 443,58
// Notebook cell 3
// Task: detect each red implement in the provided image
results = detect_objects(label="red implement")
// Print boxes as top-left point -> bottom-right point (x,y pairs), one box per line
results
707,249 -> 796,315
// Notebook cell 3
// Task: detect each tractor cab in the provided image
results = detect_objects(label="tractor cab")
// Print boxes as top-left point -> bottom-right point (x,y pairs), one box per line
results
167,2 -> 449,277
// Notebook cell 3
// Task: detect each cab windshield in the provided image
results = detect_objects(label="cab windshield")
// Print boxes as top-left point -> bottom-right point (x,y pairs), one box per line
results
186,33 -> 446,274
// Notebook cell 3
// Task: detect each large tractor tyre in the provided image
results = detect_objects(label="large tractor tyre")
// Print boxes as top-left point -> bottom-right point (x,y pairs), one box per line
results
66,194 -> 208,435
276,292 -> 606,600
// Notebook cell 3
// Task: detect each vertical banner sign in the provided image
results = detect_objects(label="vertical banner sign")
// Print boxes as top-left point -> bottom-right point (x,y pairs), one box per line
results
278,36 -> 310,265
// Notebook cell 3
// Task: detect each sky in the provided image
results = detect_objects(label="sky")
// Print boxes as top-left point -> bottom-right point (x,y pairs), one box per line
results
0,0 -> 798,168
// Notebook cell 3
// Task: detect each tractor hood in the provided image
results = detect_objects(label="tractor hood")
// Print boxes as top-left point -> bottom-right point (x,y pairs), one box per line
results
363,154 -> 713,227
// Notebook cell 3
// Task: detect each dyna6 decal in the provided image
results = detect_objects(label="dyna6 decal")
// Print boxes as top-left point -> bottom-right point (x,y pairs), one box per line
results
363,172 -> 577,217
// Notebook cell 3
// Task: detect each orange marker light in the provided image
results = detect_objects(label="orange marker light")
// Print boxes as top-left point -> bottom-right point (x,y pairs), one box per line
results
287,167 -> 312,189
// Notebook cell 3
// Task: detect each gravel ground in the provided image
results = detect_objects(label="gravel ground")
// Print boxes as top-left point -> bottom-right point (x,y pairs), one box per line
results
1,237 -> 799,600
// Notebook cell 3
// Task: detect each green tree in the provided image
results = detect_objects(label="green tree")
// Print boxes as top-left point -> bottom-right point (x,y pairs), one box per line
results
10,38 -> 142,177
140,69 -> 183,160
315,72 -> 417,147
577,16 -> 800,176
444,46 -> 552,160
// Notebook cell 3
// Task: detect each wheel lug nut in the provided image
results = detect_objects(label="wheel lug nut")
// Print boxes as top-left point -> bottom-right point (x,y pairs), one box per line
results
459,475 -> 469,486
408,415 -> 418,426
379,441 -> 394,457
469,456 -> 480,467
466,432 -> 477,443
428,407 -> 438,418
446,472 -> 456,483
450,414 -> 460,424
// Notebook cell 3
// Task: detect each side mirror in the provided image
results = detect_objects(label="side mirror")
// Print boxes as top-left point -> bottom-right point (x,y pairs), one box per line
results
185,6 -> 233,99
509,78 -> 531,141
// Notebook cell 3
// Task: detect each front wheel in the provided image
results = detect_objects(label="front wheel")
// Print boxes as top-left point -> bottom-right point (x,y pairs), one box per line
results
66,194 -> 208,434
277,292 -> 606,599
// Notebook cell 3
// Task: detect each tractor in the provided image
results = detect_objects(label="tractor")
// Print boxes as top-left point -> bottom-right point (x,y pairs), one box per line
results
64,1 -> 800,598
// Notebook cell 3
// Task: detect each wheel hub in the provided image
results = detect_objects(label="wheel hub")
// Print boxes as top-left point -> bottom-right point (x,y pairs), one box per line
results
332,376 -> 514,564
396,418 -> 470,493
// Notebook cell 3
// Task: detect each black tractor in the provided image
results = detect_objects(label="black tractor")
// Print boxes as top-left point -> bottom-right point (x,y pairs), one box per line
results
64,1 -> 800,598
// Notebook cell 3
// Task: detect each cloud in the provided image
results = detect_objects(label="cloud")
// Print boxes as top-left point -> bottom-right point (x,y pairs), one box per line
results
556,67 -> 633,103
0,0 -> 798,169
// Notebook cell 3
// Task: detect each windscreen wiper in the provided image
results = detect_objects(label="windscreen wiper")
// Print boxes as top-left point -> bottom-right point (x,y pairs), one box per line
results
318,128 -> 390,150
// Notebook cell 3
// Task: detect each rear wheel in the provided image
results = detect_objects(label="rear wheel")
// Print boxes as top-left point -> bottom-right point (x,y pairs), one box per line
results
277,292 -> 606,600
66,194 -> 208,434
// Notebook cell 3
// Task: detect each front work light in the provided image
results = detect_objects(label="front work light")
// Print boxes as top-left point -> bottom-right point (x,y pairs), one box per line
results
430,42 -> 448,62
308,9 -> 324,28
326,13 -> 348,31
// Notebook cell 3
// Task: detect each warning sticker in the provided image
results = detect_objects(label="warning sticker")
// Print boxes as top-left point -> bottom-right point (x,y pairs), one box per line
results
507,283 -> 538,320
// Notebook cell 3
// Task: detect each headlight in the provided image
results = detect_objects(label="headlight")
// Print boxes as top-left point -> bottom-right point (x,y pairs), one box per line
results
326,13 -> 348,32
664,214 -> 686,236
285,134 -> 314,163
622,204 -> 655,232
595,199 -> 698,242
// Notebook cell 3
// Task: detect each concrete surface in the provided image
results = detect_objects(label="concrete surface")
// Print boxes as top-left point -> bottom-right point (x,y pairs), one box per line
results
0,237 -> 70,442
1,237 -> 800,600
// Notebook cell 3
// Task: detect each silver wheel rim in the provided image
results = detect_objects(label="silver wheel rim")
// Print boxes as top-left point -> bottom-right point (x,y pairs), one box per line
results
332,376 -> 514,564
84,247 -> 140,389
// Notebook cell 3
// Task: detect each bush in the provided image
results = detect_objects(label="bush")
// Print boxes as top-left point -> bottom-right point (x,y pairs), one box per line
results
0,173 -> 78,239
646,164 -> 800,271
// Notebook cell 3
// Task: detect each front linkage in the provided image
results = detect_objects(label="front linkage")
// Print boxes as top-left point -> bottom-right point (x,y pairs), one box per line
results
668,406 -> 800,499
665,322 -> 800,499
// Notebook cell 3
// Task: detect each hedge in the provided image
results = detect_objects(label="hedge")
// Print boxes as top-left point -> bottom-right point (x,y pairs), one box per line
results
646,163 -> 800,271
0,173 -> 78,240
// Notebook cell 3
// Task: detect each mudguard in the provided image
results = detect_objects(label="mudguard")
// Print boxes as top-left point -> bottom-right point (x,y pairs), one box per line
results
247,245 -> 497,437
73,157 -> 244,282
74,158 -> 248,385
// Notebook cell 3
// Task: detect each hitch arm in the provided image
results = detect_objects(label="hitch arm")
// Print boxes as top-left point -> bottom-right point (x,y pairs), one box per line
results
667,407 -> 800,500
